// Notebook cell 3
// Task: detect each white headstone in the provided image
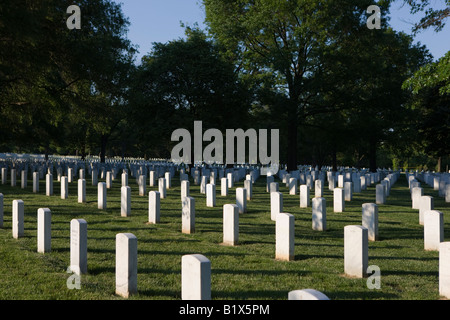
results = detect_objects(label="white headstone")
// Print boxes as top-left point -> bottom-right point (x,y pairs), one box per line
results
46,173 -> 53,196
70,219 -> 87,275
299,185 -> 310,208
1,168 -> 6,185
333,188 -> 344,212
314,179 -> 323,198
227,172 -> 234,188
92,168 -> 98,186
312,197 -> 326,231
181,254 -> 211,300
121,186 -> 131,217
221,177 -> 228,196
11,169 -> 16,187
182,196 -> 195,234
78,179 -> 86,203
165,171 -> 171,189
149,171 -> 156,187
375,184 -> 386,205
98,182 -> 107,210
276,213 -> 295,261
21,170 -> 27,189
12,199 -> 24,239
33,172 -> 39,193
122,172 -> 128,187
344,225 -> 368,278
139,175 -> 146,196
181,180 -> 190,201
223,204 -> 239,246
148,191 -> 160,224
115,233 -> 138,298
446,184 -> 450,203
439,242 -> 450,299
37,208 -> 51,253
288,289 -> 330,300
206,183 -> 216,207
61,176 -> 68,199
412,187 -> 423,209
236,188 -> 247,213
424,210 -> 444,251
419,195 -> 434,225
159,177 -> 166,199
362,203 -> 378,241
270,191 -> 283,221
269,182 -> 279,193
266,175 -> 274,192
106,171 -> 112,189
68,168 -> 73,183
289,178 -> 298,195
244,179 -> 252,200
344,181 -> 352,201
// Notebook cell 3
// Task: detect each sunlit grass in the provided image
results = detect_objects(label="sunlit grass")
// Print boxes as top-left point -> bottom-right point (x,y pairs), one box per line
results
0,172 -> 448,300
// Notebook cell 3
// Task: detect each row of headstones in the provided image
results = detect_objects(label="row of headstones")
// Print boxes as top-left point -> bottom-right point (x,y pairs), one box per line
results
2,174 -> 448,299
407,174 -> 448,252
409,172 -> 450,204
0,196 -> 332,299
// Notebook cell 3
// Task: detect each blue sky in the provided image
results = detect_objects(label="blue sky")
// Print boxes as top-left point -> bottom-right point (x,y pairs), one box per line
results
113,0 -> 450,63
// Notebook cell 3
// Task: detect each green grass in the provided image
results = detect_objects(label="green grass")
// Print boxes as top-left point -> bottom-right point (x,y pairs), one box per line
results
0,172 -> 449,300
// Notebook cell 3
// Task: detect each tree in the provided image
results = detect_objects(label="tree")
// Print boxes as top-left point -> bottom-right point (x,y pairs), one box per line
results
127,28 -> 252,162
0,0 -> 135,161
203,0 -> 400,171
400,0 -> 450,171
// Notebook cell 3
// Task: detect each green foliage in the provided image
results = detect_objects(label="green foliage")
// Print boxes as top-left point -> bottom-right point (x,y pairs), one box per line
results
127,29 -> 253,158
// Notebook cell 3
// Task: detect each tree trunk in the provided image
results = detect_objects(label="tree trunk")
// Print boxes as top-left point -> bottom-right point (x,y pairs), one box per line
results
437,156 -> 442,173
332,147 -> 337,172
369,138 -> 377,173
287,105 -> 298,172
100,135 -> 108,163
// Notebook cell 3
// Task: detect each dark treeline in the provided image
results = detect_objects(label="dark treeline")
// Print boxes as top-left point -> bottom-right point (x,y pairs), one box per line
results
1,0 -> 448,172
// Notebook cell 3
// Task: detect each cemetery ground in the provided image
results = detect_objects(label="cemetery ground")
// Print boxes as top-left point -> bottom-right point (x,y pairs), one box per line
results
0,173 -> 449,300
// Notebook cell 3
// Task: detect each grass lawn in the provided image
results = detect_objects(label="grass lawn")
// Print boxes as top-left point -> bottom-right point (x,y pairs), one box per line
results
0,171 -> 449,300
